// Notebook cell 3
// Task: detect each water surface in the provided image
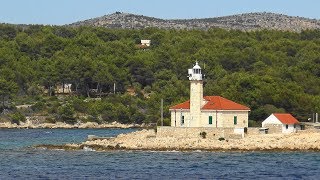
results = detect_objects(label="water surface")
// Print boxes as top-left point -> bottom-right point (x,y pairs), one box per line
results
0,129 -> 319,179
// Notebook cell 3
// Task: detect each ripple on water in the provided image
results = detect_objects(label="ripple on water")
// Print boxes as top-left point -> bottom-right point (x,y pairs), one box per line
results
0,129 -> 320,179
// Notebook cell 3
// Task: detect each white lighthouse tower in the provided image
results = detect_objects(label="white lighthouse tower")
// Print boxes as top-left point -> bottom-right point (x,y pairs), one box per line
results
188,62 -> 203,126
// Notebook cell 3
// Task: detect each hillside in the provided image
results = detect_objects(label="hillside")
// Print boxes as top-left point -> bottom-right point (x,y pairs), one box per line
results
0,24 -> 320,125
70,12 -> 320,32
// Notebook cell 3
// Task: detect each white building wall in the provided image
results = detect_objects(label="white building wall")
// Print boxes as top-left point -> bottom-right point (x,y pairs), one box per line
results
200,111 -> 218,127
170,111 -> 175,127
217,111 -> 248,128
262,114 -> 282,127
282,124 -> 301,133
170,110 -> 191,127
223,111 -> 249,127
141,40 -> 151,46
171,110 -> 249,128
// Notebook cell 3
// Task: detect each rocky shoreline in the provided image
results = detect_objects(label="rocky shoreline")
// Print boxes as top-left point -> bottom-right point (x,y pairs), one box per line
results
0,121 -> 144,129
35,129 -> 320,152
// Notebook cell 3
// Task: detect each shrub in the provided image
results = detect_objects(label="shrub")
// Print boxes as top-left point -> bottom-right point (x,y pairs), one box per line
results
45,117 -> 56,123
31,102 -> 46,112
72,98 -> 87,113
27,85 -> 42,96
57,103 -> 76,124
9,112 -> 26,125
248,120 -> 262,127
200,132 -> 207,139
218,137 -> 225,141
156,118 -> 170,126
86,115 -> 102,124
47,101 -> 61,114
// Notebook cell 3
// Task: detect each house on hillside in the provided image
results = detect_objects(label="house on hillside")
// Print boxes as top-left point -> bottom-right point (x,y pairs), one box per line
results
136,40 -> 151,49
55,83 -> 72,94
169,62 -> 250,128
140,40 -> 151,46
262,113 -> 301,133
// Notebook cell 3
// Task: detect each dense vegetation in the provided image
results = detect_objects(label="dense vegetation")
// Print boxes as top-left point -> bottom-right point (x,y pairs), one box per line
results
0,24 -> 320,125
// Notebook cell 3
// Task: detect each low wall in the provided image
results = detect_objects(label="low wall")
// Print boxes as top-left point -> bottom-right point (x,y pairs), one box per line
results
246,127 -> 260,135
264,124 -> 282,134
157,126 -> 240,139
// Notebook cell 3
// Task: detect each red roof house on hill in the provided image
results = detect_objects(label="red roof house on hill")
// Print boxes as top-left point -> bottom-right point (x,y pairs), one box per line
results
262,113 -> 301,133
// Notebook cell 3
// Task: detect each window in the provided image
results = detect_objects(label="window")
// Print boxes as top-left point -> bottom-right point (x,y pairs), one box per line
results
181,116 -> 184,125
209,116 -> 212,125
193,69 -> 201,74
286,124 -> 288,129
294,124 -> 296,128
234,116 -> 237,125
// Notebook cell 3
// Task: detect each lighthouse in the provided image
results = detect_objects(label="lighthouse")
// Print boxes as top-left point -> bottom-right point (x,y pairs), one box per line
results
188,62 -> 204,126
169,62 -> 250,128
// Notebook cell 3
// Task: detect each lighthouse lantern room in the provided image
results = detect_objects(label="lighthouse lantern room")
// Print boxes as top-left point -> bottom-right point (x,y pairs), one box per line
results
188,62 -> 202,81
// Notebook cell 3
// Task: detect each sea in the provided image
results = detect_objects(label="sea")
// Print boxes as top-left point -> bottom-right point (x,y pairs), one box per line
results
0,129 -> 319,179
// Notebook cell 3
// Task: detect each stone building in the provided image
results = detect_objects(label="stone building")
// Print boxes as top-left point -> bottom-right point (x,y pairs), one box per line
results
262,113 -> 301,133
169,62 -> 250,128
55,83 -> 72,94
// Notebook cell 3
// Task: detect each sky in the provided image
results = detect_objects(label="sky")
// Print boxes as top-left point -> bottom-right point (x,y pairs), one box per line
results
0,0 -> 319,25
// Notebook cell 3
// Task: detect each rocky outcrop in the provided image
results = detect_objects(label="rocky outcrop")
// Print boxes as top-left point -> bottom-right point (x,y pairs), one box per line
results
40,129 -> 320,152
70,12 -> 320,32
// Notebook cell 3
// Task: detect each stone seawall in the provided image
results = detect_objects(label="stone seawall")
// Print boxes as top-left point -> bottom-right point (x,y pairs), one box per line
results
157,126 -> 237,139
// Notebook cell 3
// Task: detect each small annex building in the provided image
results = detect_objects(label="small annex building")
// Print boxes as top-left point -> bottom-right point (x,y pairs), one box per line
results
262,113 -> 301,133
169,62 -> 250,128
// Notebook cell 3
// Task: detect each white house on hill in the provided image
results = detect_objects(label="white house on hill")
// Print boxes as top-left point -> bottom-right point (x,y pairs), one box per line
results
141,40 -> 151,46
262,113 -> 301,133
169,62 -> 250,128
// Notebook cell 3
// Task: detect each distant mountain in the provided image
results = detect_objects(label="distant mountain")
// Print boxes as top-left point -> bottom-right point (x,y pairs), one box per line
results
70,12 -> 320,32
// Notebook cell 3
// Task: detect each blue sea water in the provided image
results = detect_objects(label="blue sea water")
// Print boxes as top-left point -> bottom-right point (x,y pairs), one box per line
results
0,129 -> 319,179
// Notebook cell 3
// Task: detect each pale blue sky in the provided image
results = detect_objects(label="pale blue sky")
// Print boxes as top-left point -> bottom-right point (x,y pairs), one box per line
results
0,0 -> 319,25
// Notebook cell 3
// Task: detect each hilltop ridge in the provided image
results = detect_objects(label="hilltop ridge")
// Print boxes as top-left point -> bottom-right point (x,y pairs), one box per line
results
70,12 -> 320,32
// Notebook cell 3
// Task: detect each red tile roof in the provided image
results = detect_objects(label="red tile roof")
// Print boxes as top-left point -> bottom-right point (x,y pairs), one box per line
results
202,96 -> 250,110
169,96 -> 250,111
170,100 -> 190,110
273,113 -> 300,124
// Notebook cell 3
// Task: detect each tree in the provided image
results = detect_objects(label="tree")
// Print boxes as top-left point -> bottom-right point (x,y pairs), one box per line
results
93,61 -> 113,96
37,59 -> 57,96
0,78 -> 18,111
57,103 -> 75,124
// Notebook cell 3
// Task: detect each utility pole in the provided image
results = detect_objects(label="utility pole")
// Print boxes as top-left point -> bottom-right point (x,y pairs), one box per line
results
313,113 -> 315,123
161,99 -> 163,126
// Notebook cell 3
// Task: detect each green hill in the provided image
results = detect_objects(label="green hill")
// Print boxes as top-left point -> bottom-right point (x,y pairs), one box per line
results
0,24 -> 319,124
